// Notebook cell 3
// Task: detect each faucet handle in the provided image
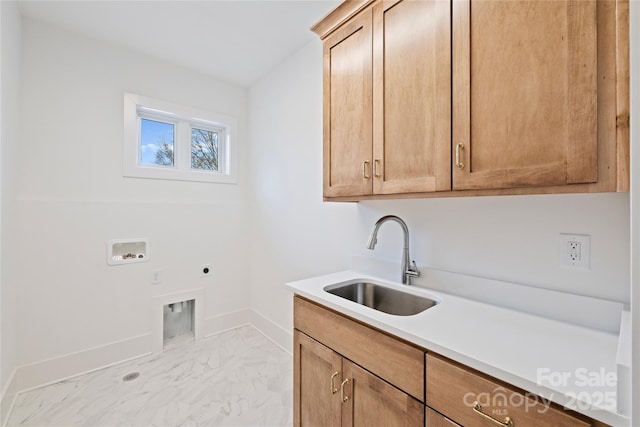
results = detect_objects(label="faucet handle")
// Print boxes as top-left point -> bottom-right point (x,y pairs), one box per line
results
406,260 -> 420,278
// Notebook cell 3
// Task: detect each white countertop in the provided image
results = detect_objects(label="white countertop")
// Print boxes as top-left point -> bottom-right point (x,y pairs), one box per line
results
285,270 -> 629,427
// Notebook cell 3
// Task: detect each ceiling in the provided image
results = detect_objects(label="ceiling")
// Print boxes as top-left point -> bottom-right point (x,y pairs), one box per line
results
18,0 -> 340,87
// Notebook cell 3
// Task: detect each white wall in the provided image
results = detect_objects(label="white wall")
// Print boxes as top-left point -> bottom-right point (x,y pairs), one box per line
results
14,18 -> 250,368
248,40 -> 360,346
358,193 -> 629,303
1,0 -> 22,407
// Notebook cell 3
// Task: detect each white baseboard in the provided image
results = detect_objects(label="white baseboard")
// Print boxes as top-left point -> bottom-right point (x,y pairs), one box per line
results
203,309 -> 250,337
0,308 -> 290,426
0,333 -> 152,426
249,310 -> 293,355
1,369 -> 18,427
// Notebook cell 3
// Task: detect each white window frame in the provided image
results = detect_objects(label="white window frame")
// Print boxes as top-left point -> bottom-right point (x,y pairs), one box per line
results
124,92 -> 238,184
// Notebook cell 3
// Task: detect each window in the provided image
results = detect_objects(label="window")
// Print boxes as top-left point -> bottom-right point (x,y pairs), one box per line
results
140,118 -> 175,167
124,93 -> 237,183
191,127 -> 219,171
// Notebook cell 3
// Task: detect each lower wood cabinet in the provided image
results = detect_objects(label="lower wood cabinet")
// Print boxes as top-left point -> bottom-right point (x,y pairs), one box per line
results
294,330 -> 341,427
294,295 -> 424,427
293,295 -> 424,401
293,296 -> 612,427
425,407 -> 461,427
294,330 -> 423,427
343,358 -> 424,426
426,353 -> 599,427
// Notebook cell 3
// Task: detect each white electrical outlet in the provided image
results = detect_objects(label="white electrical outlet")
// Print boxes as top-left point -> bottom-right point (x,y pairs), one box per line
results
568,241 -> 581,262
151,270 -> 162,285
559,234 -> 590,269
200,264 -> 213,278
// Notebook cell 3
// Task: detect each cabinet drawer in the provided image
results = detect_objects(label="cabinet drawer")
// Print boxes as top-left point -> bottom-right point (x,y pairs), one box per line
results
294,296 -> 424,401
426,407 -> 461,427
426,353 -> 591,427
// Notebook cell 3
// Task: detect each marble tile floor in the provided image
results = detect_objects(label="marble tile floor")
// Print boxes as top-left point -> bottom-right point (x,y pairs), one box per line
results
6,326 -> 293,427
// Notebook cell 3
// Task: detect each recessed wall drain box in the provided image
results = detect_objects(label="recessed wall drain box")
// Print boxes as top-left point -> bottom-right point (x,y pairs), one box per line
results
107,238 -> 150,265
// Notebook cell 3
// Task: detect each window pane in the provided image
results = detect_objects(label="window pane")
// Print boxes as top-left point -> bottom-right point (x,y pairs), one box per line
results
191,128 -> 218,171
140,119 -> 174,167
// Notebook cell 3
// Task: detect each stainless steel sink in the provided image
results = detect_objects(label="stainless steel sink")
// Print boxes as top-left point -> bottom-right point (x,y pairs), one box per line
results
324,281 -> 438,316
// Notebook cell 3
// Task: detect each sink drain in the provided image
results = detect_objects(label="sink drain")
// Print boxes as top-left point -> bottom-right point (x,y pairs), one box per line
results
122,372 -> 140,382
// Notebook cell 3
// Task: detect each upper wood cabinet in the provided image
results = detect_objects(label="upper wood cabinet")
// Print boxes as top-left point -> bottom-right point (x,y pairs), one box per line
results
452,0 -> 597,190
373,0 -> 451,195
323,9 -> 373,197
321,0 -> 451,198
312,0 -> 629,201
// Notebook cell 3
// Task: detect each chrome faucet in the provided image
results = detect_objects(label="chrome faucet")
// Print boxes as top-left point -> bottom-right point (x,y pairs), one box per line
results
366,215 -> 420,285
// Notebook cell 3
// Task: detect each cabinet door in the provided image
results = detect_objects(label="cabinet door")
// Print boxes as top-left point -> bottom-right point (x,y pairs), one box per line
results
342,359 -> 423,427
372,0 -> 451,194
294,331 -> 342,427
452,0 -> 598,190
323,9 -> 373,198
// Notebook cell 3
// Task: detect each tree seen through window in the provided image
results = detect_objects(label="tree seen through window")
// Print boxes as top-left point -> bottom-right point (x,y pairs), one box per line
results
191,128 -> 218,171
